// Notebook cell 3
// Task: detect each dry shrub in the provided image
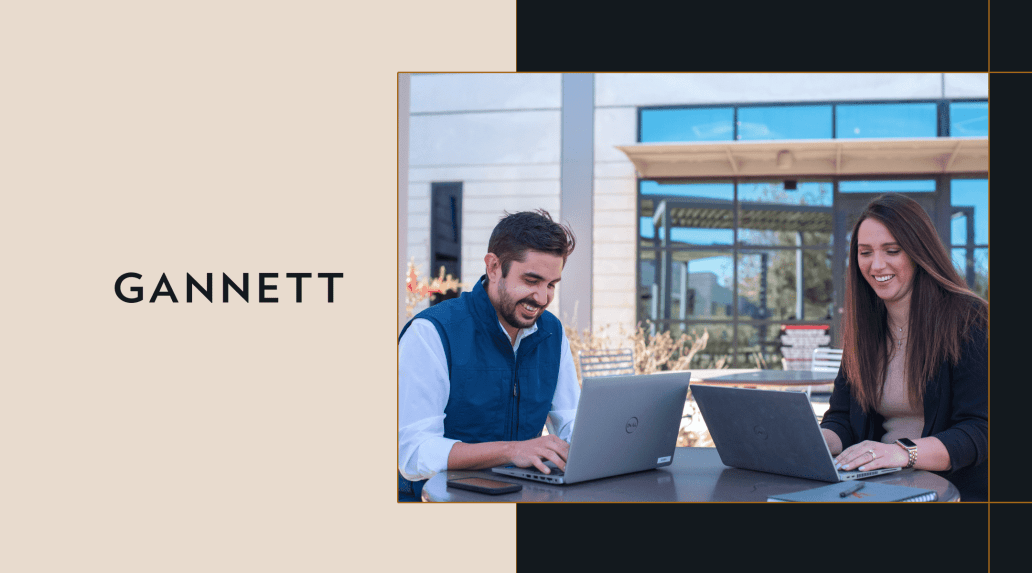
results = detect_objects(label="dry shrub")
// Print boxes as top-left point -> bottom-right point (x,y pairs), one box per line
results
564,319 -> 710,381
632,325 -> 709,376
564,321 -> 714,446
677,427 -> 714,448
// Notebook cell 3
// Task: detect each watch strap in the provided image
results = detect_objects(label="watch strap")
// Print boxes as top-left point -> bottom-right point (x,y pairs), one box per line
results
896,439 -> 917,469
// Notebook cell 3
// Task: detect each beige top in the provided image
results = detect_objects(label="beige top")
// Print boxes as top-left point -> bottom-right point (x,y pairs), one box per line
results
878,344 -> 924,445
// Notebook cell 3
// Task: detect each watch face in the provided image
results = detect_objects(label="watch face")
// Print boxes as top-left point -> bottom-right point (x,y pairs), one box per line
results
898,438 -> 917,448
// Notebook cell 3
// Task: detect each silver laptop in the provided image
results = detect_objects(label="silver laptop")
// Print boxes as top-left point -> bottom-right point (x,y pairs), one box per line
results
690,384 -> 901,482
492,371 -> 691,485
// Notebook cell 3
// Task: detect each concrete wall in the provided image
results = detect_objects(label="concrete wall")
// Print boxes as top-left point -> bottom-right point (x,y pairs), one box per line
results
591,103 -> 638,332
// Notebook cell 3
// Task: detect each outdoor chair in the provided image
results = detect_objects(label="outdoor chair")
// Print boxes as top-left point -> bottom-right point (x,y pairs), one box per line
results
810,347 -> 842,421
578,348 -> 635,380
811,347 -> 843,373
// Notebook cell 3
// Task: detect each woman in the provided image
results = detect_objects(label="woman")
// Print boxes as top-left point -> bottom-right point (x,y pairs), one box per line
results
820,193 -> 988,501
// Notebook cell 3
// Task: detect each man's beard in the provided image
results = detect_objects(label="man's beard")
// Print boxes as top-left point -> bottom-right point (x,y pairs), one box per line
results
497,279 -> 545,330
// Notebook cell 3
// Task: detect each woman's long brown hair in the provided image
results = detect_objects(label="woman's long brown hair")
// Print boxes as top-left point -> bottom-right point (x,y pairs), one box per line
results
841,193 -> 988,413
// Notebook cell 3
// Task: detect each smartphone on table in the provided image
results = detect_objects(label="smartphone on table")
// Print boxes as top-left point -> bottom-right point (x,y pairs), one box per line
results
446,477 -> 523,495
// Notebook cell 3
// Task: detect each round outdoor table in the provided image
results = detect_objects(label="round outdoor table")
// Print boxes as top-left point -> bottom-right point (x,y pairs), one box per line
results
693,370 -> 836,387
422,447 -> 960,502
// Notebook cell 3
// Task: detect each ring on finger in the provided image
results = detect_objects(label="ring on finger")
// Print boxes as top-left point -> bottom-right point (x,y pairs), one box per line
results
868,448 -> 876,460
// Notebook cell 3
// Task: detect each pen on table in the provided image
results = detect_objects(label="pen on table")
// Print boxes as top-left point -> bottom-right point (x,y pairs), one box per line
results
839,482 -> 865,498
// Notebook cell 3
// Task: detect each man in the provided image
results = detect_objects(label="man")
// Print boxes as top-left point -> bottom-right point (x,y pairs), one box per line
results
398,209 -> 580,501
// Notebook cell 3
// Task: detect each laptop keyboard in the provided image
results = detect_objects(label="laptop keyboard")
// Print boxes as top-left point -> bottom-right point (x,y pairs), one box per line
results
509,465 -> 564,476
839,467 -> 898,480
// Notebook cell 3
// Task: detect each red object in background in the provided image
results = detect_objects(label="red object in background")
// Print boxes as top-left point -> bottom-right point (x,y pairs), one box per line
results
782,325 -> 829,330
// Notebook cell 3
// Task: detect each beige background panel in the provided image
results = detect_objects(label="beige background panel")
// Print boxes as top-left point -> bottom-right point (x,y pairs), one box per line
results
1,2 -> 515,571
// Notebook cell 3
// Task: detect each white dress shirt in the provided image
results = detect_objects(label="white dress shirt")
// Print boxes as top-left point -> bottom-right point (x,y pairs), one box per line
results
398,314 -> 580,482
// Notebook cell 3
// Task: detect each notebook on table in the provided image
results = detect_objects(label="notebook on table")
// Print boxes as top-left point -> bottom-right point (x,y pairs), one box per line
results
690,384 -> 901,482
767,481 -> 937,502
491,371 -> 691,485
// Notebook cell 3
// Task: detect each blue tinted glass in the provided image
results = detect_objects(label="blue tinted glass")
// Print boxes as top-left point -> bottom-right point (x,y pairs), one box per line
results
641,180 -> 734,199
950,102 -> 988,137
738,181 -> 833,206
682,255 -> 733,284
835,103 -> 938,138
638,256 -> 735,322
950,212 -> 968,247
641,107 -> 734,142
839,180 -> 936,193
737,182 -> 833,246
737,105 -> 832,140
675,256 -> 733,320
640,181 -> 734,244
950,248 -> 966,273
951,179 -> 988,244
641,217 -> 734,244
737,250 -> 834,321
951,248 -> 989,299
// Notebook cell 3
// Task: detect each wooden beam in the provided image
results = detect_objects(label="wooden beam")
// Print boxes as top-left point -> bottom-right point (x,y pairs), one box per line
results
944,140 -> 963,171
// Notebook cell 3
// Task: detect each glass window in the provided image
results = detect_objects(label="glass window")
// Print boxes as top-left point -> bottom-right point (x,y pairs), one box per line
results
951,179 -> 988,245
839,179 -> 936,193
737,250 -> 833,322
680,254 -> 734,320
950,178 -> 988,296
641,180 -> 733,199
639,253 -> 734,322
737,181 -> 833,246
636,99 -> 987,354
640,107 -> 734,142
641,217 -> 733,244
950,101 -> 988,137
640,181 -> 735,245
738,323 -> 809,369
951,248 -> 988,300
638,259 -> 658,321
737,105 -> 832,140
950,211 -> 969,246
835,103 -> 938,138
738,181 -> 833,206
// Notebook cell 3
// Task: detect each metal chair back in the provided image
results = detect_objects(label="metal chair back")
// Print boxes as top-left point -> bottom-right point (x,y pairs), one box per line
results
811,347 -> 843,372
809,347 -> 842,410
578,348 -> 635,379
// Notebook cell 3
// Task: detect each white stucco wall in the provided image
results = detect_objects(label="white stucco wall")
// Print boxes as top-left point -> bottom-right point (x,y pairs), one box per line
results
591,105 -> 638,332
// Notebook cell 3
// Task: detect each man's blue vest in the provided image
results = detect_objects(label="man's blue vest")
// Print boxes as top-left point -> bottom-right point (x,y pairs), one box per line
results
400,275 -> 562,443
398,276 -> 562,499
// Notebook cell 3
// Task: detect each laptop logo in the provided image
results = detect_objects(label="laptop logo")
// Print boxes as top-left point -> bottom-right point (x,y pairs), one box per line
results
753,425 -> 768,440
626,417 -> 638,433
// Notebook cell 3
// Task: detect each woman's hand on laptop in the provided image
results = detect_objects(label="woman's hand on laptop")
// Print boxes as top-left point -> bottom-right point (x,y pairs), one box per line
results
507,435 -> 570,474
834,437 -> 953,472
834,440 -> 907,471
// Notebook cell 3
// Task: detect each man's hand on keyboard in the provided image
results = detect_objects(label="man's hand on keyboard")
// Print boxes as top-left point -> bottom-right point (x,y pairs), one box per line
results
507,435 -> 570,474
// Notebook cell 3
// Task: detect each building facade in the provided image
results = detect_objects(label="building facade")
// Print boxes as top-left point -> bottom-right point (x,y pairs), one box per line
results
400,73 -> 988,367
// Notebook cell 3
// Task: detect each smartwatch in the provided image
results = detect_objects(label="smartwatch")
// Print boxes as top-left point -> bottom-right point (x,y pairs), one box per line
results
896,438 -> 918,469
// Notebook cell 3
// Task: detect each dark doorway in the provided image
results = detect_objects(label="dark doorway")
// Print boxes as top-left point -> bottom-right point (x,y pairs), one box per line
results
430,182 -> 462,306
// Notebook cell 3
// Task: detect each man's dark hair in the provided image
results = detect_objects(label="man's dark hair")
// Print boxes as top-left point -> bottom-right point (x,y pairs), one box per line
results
485,209 -> 576,282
